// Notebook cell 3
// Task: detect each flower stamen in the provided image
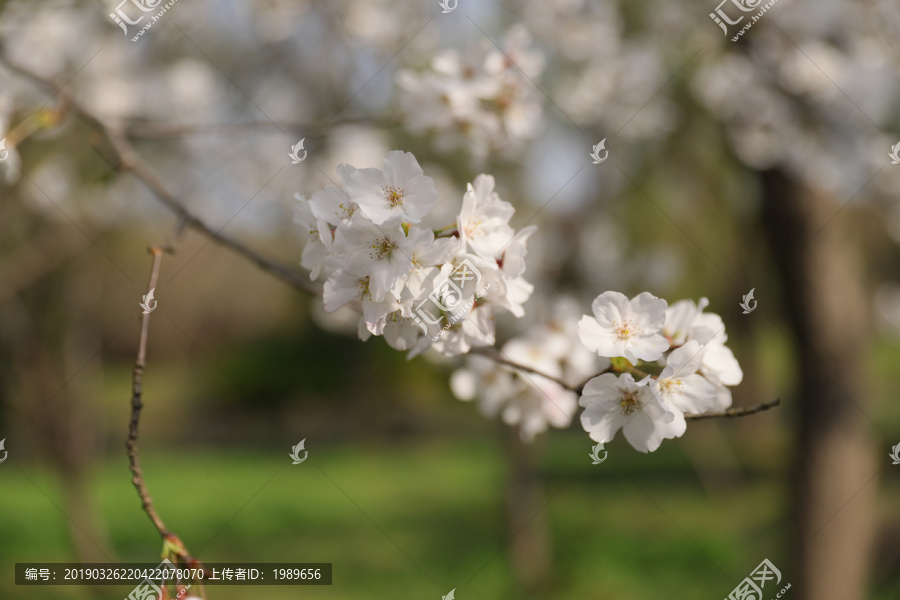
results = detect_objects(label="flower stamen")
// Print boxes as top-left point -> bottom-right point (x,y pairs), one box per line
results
620,391 -> 640,416
370,238 -> 395,260
613,319 -> 636,341
658,378 -> 684,395
383,186 -> 404,207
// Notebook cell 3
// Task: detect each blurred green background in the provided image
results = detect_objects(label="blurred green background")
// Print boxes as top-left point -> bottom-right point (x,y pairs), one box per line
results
1,277 -> 898,598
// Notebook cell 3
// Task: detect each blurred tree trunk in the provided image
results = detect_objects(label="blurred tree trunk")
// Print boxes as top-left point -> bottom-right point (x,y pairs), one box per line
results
503,426 -> 552,592
6,258 -> 114,563
761,169 -> 877,600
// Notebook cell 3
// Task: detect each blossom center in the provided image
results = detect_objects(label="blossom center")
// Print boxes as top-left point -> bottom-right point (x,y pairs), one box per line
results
619,391 -> 640,416
613,319 -> 637,340
383,186 -> 404,207
370,237 -> 395,260
464,218 -> 482,237
659,378 -> 683,395
338,202 -> 356,220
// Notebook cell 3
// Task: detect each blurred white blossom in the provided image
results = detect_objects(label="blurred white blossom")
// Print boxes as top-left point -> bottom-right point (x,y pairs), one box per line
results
396,24 -> 545,162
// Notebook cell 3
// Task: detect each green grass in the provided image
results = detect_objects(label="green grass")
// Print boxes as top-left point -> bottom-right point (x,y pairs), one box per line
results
0,434 -> 896,599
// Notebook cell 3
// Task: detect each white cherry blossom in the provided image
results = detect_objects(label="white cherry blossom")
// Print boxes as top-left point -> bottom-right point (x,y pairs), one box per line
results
344,150 -> 438,224
333,214 -> 412,302
451,354 -> 524,417
578,291 -> 669,363
652,341 -> 718,416
494,225 -> 537,317
309,163 -> 359,225
395,24 -> 546,161
425,303 -> 496,357
293,194 -> 331,281
401,226 -> 457,300
663,298 -> 743,410
579,373 -> 676,453
457,174 -> 516,260
450,333 -> 579,441
322,266 -> 398,328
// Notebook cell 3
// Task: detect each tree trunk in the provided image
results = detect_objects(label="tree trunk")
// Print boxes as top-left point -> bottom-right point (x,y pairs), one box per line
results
503,425 -> 552,592
760,169 -> 877,600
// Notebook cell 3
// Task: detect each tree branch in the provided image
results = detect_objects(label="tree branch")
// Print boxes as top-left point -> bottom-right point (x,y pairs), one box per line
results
469,347 -> 575,390
127,246 -> 208,591
127,247 -> 168,538
122,115 -> 387,140
470,348 -> 779,420
1,57 -> 322,296
685,398 -> 781,420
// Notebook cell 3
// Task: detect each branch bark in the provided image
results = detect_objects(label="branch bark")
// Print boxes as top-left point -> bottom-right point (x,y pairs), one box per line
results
126,247 -> 169,538
1,57 -> 322,296
470,347 -> 780,420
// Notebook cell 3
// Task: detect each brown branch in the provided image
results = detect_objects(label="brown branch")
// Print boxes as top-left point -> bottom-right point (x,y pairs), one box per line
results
127,248 -> 207,595
127,247 -> 168,538
470,348 -> 780,420
122,115 -> 386,140
1,57 -> 322,296
469,347 -> 575,390
685,398 -> 781,420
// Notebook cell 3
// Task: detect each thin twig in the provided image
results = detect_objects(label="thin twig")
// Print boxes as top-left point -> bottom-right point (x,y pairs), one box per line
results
127,248 -> 208,593
127,247 -> 168,538
469,347 -> 575,390
685,398 -> 781,420
470,348 -> 780,420
1,58 -> 322,296
122,116 -> 385,140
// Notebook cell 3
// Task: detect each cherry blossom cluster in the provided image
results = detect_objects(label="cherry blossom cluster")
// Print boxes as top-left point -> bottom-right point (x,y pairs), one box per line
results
395,24 -> 545,162
578,292 -> 743,453
294,150 -> 537,357
447,292 -> 743,451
